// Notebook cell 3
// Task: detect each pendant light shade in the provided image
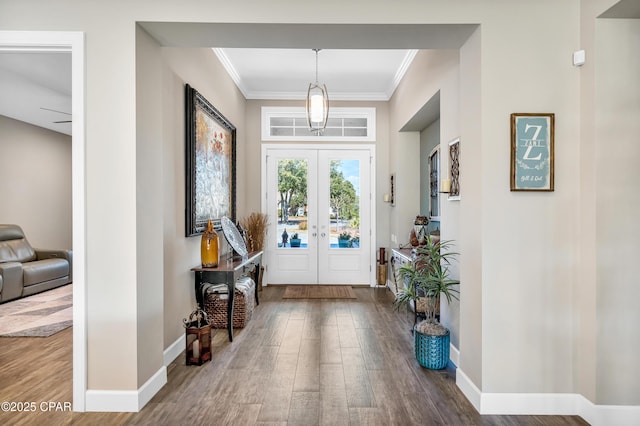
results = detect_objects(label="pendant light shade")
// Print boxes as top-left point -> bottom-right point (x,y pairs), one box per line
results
306,49 -> 329,134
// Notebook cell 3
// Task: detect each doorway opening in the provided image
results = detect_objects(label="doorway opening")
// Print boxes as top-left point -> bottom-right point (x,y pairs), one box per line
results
0,30 -> 87,411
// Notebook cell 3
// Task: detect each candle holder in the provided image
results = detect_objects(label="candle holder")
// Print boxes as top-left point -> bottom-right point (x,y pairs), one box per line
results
183,304 -> 212,366
440,178 -> 451,194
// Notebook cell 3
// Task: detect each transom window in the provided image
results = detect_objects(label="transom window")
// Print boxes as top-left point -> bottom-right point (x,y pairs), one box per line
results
262,107 -> 376,142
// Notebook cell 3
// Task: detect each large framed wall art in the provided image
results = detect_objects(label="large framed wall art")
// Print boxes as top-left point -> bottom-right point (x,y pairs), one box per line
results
185,84 -> 236,236
510,113 -> 554,192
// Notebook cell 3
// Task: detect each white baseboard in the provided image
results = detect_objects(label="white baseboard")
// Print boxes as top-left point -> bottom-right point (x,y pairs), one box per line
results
456,368 -> 640,425
85,366 -> 167,412
138,366 -> 167,410
449,343 -> 460,367
578,395 -> 640,426
164,334 -> 185,367
456,368 -> 482,412
481,392 -> 579,415
83,334 -> 184,413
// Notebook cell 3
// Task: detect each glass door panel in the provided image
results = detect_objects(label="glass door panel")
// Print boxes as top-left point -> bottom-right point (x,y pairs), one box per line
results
276,159 -> 309,249
328,159 -> 361,249
266,150 -> 318,284
318,150 -> 370,284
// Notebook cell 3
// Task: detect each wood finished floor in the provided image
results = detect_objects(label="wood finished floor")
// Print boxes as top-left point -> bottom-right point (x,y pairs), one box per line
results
0,286 -> 588,425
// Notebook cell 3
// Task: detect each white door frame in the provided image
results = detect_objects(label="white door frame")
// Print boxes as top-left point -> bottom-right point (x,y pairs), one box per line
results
0,31 -> 87,411
261,143 -> 377,287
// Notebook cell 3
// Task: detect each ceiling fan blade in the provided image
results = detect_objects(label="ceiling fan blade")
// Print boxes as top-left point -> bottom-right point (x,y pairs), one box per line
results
54,120 -> 72,123
41,107 -> 72,115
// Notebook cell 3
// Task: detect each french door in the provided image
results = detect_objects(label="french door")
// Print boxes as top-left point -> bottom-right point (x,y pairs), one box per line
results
264,145 -> 373,285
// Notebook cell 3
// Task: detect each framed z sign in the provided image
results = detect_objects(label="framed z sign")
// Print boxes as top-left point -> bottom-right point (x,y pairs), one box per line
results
510,113 -> 554,191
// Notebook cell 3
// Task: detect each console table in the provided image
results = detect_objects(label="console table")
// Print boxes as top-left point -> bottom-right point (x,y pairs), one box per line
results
390,247 -> 413,296
391,247 -> 439,328
191,251 -> 262,342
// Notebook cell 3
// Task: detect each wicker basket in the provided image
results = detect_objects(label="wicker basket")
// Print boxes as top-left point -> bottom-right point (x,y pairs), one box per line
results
415,294 -> 440,315
414,326 -> 450,370
203,278 -> 255,329
415,297 -> 428,313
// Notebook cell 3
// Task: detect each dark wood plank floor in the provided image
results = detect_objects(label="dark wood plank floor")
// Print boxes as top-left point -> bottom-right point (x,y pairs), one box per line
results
0,286 -> 588,425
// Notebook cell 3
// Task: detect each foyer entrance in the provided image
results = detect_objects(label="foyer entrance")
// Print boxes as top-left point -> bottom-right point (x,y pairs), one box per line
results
263,145 -> 374,285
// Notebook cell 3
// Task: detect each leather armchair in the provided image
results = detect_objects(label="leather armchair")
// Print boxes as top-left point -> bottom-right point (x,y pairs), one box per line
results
0,224 -> 72,303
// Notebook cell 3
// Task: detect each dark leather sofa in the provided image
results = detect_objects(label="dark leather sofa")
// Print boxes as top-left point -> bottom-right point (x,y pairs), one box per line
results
0,224 -> 72,303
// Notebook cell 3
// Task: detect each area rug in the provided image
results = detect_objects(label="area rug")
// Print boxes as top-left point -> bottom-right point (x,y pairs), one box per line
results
0,284 -> 73,337
283,285 -> 357,299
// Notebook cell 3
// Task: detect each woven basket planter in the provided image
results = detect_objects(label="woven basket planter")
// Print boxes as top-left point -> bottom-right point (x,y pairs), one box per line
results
414,326 -> 450,370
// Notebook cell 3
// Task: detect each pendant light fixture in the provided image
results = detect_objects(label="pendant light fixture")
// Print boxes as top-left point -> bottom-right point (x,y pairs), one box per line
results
306,48 -> 329,134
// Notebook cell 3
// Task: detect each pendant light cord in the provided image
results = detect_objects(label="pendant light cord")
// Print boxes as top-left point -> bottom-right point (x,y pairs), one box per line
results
314,48 -> 320,83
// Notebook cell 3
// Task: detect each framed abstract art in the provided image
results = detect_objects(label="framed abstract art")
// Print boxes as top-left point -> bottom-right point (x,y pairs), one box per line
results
185,84 -> 236,236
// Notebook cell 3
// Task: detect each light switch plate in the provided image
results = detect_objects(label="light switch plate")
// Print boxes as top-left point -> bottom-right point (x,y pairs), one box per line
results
573,50 -> 586,67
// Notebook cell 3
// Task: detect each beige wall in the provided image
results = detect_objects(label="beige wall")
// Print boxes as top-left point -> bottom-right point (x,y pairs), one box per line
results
157,44 -> 246,352
3,0 -> 639,412
387,0 -> 582,395
418,119 -> 463,351
576,0 -> 599,403
458,26 -> 483,389
595,18 -> 640,406
0,115 -> 72,249
389,50 -> 459,252
135,26 -> 165,387
477,3 -> 580,394
389,48 -> 464,361
578,0 -> 635,406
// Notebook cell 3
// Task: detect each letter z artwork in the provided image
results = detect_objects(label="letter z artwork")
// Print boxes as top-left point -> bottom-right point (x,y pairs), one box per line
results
510,113 -> 555,192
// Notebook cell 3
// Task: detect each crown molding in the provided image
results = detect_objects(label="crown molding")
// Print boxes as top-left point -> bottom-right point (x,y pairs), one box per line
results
386,49 -> 418,98
244,90 -> 390,101
212,48 -> 248,98
213,47 -> 413,102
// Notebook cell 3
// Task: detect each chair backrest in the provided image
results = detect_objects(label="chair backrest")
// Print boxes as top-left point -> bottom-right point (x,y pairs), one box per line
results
0,224 -> 36,263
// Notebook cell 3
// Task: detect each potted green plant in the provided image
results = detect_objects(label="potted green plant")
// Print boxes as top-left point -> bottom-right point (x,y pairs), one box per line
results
393,236 -> 459,369
338,231 -> 351,248
289,232 -> 301,247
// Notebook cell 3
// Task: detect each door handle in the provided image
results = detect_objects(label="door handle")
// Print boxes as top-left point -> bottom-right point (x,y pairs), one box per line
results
321,232 -> 326,237
312,232 -> 317,237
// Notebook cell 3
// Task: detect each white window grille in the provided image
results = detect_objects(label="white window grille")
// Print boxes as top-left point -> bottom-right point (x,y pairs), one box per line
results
262,107 -> 376,142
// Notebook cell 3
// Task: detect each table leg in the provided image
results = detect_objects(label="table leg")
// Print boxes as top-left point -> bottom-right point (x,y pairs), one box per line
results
194,272 -> 204,309
227,281 -> 234,342
253,262 -> 260,306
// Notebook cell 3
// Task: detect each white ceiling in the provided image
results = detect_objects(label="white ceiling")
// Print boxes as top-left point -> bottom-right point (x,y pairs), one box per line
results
214,48 -> 417,101
0,51 -> 72,135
